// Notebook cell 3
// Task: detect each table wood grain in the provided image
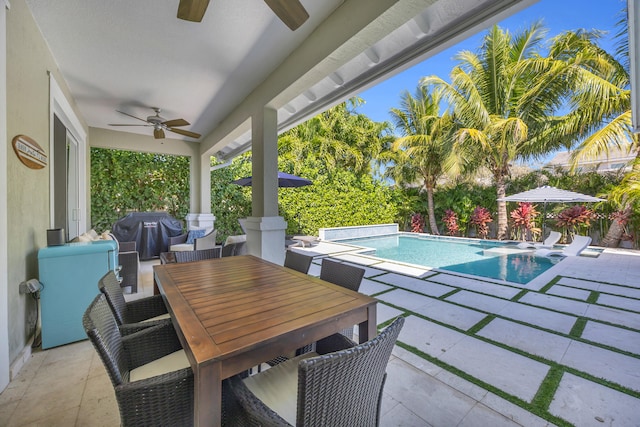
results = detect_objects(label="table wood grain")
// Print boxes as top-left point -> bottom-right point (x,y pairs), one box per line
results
153,255 -> 377,427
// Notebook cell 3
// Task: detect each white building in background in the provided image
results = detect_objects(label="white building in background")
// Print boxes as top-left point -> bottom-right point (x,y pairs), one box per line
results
544,145 -> 636,173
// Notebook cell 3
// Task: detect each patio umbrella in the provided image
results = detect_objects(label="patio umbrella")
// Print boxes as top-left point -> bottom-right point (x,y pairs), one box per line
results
232,171 -> 312,232
497,185 -> 605,237
231,171 -> 312,188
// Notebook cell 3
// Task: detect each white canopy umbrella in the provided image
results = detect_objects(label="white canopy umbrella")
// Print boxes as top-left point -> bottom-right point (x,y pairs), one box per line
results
498,185 -> 605,237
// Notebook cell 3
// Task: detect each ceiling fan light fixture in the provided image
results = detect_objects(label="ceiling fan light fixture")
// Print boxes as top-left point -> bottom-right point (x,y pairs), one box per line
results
110,108 -> 200,140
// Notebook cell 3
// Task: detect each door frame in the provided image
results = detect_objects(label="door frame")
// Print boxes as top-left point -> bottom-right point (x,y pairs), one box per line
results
48,73 -> 87,233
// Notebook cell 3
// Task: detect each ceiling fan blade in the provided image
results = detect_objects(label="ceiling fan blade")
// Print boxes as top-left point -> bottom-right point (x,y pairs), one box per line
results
162,118 -> 190,127
177,0 -> 210,22
263,0 -> 309,31
168,127 -> 201,139
108,124 -> 151,127
116,110 -> 149,123
154,128 -> 165,139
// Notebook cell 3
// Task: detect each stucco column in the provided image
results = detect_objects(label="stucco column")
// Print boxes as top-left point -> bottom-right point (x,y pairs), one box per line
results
246,107 -> 286,264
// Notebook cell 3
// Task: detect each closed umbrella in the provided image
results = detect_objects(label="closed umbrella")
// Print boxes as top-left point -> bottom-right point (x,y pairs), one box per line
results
231,171 -> 312,188
498,185 -> 605,237
232,171 -> 313,232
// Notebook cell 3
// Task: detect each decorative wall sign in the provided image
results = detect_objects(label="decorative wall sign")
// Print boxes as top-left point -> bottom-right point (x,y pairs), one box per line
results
12,135 -> 47,169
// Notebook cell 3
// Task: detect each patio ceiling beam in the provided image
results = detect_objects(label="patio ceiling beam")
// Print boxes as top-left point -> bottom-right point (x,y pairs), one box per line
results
199,0 -> 433,158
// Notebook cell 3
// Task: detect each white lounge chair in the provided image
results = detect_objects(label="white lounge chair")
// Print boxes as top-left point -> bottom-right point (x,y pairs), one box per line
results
517,230 -> 561,249
535,235 -> 592,257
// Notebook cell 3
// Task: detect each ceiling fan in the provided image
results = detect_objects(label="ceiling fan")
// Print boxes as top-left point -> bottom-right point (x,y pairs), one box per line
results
109,108 -> 202,140
177,0 -> 309,31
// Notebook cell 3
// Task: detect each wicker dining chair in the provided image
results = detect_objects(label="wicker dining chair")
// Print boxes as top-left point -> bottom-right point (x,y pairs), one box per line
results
226,316 -> 405,427
284,250 -> 313,274
98,270 -> 170,332
174,247 -> 222,263
83,293 -> 194,426
320,258 -> 365,339
320,258 -> 365,291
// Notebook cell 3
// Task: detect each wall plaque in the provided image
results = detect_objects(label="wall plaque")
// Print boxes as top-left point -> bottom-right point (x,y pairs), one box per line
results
12,135 -> 47,169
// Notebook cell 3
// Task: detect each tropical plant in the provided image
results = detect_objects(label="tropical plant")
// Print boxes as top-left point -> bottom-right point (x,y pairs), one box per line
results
470,206 -> 493,239
279,97 -> 392,178
387,85 -> 454,234
509,202 -> 541,241
410,213 -> 425,233
90,148 -> 190,231
422,23 -> 597,239
555,205 -> 596,239
442,209 -> 460,236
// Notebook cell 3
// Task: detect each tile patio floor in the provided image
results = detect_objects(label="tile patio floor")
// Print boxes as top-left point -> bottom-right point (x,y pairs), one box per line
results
2,241 -> 640,426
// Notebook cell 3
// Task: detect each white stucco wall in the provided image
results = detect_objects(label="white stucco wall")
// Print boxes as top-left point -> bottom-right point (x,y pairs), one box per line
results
6,0 -> 87,370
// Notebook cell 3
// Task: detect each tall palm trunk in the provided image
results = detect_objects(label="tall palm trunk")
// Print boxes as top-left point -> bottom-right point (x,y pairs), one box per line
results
495,175 -> 508,240
426,185 -> 440,235
601,206 -> 630,247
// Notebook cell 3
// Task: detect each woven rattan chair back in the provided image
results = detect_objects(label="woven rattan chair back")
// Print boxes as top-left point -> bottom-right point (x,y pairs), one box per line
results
284,250 -> 313,274
320,258 -> 365,292
228,316 -> 405,426
320,259 -> 366,339
174,247 -> 221,263
97,270 -> 128,325
83,293 -> 128,386
297,316 -> 405,426
222,241 -> 247,257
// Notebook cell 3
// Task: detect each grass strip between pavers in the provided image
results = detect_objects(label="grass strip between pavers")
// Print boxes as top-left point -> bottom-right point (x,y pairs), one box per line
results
539,276 -> 562,294
396,341 -> 573,427
569,317 -> 587,338
531,366 -> 564,411
587,291 -> 599,304
467,314 -> 495,334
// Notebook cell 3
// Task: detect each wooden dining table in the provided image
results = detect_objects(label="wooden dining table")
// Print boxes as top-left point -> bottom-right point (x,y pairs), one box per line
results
153,254 -> 378,427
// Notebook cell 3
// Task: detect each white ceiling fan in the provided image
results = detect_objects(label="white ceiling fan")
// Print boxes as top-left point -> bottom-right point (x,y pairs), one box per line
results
177,0 -> 309,30
108,107 -> 201,140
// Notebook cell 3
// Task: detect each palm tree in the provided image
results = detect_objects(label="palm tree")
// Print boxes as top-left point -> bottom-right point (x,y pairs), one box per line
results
555,9 -> 639,247
387,85 -> 453,234
422,23 -> 609,239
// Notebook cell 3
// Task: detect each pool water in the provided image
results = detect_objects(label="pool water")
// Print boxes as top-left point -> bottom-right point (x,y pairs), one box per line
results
340,234 -> 558,284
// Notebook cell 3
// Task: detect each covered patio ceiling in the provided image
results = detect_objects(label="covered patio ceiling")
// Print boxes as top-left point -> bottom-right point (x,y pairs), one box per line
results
25,0 -> 537,160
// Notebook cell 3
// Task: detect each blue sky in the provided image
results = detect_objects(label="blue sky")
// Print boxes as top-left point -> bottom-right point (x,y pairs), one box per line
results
357,0 -> 625,128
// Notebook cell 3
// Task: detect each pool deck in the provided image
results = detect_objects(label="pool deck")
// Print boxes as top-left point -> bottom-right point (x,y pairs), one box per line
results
2,241 -> 639,426
296,240 -> 640,427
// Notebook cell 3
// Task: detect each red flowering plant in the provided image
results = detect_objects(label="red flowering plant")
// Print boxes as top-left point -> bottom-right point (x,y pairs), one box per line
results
470,206 -> 493,239
442,209 -> 460,236
555,205 -> 595,239
510,202 -> 541,241
410,212 -> 425,233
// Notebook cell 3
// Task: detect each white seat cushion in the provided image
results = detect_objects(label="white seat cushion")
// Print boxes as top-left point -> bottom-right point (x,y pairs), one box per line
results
224,234 -> 246,245
169,243 -> 194,252
242,352 -> 318,425
130,349 -> 190,382
141,313 -> 171,322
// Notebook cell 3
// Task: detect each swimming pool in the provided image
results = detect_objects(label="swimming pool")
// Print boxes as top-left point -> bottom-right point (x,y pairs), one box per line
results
339,234 -> 558,284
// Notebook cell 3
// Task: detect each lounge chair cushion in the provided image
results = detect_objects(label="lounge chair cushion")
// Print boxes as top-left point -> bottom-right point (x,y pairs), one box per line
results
130,349 -> 190,382
243,352 -> 318,424
517,231 -> 561,250
535,235 -> 591,257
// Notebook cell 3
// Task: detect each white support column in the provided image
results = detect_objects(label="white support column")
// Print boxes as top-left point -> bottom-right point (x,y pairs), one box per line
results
246,108 -> 286,265
197,153 -> 210,214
